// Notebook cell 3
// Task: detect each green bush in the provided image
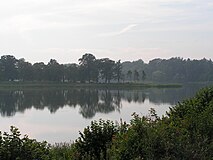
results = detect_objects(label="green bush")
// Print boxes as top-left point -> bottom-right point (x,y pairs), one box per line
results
74,119 -> 118,160
164,86 -> 213,159
0,126 -> 50,160
49,142 -> 76,160
109,87 -> 213,159
109,112 -> 165,160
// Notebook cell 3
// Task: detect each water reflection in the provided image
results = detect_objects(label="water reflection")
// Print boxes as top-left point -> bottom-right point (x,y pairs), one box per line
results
0,84 -> 210,118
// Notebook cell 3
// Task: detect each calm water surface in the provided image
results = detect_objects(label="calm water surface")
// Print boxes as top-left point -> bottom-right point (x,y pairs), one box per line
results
0,83 -> 212,144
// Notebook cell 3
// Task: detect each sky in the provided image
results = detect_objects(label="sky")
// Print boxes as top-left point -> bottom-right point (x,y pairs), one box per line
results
0,0 -> 213,64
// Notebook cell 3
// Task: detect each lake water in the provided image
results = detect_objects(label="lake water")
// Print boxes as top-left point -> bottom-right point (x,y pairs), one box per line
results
0,83 -> 212,144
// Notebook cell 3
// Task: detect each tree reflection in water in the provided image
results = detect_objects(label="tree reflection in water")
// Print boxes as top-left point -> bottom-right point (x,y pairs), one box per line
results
0,84 -> 208,118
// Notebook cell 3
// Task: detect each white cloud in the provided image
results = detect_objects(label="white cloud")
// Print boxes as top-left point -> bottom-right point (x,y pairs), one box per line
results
0,0 -> 200,35
30,47 -> 172,64
99,24 -> 137,37
207,2 -> 213,7
0,0 -> 193,31
0,0 -> 212,63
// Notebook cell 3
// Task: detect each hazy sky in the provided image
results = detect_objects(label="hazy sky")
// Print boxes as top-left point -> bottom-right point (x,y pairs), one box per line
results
0,0 -> 213,64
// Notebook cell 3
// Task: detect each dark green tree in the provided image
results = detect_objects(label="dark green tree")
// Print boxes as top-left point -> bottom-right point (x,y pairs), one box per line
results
46,59 -> 63,82
17,59 -> 33,81
127,70 -> 132,82
142,70 -> 146,81
114,60 -> 122,83
75,119 -> 118,159
32,62 -> 46,81
64,63 -> 79,83
133,70 -> 139,81
99,58 -> 115,83
0,126 -> 50,160
0,55 -> 18,81
78,53 -> 98,83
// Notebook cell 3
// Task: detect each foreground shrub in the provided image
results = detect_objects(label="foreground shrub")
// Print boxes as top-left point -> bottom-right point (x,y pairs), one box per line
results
74,119 -> 118,159
109,111 -> 165,160
49,142 -> 76,160
109,87 -> 213,160
0,126 -> 50,160
165,86 -> 213,159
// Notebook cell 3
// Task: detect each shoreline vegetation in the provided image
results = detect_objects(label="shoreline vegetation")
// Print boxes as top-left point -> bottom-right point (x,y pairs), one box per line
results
0,81 -> 182,90
0,86 -> 212,159
0,54 -> 213,86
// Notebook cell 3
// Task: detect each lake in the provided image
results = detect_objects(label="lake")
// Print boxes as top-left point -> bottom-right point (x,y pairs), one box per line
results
0,83 -> 212,144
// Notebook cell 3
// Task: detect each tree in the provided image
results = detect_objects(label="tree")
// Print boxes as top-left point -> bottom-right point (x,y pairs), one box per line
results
142,70 -> 146,81
46,59 -> 63,82
32,62 -> 46,81
127,70 -> 132,82
78,53 -> 98,83
75,119 -> 118,159
99,58 -> 115,83
0,126 -> 50,160
114,60 -> 122,83
17,59 -> 33,81
121,73 -> 125,83
0,55 -> 18,81
152,70 -> 166,82
133,70 -> 139,82
64,63 -> 79,82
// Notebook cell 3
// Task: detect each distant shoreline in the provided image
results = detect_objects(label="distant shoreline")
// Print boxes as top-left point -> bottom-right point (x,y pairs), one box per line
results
0,82 -> 182,90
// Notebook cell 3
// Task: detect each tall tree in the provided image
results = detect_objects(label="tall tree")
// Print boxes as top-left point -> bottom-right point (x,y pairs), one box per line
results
0,55 -> 18,81
32,62 -> 46,81
114,60 -> 122,83
142,70 -> 146,81
99,58 -> 115,83
64,63 -> 79,82
78,53 -> 98,83
134,70 -> 139,82
46,59 -> 63,82
127,70 -> 132,82
17,59 -> 33,81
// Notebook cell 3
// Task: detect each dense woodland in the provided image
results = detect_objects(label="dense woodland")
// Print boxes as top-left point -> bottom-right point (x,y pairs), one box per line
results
0,53 -> 213,83
122,58 -> 213,82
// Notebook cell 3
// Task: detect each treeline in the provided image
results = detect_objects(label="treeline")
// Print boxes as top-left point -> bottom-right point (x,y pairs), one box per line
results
0,86 -> 212,159
0,54 -> 122,83
0,54 -> 213,83
122,57 -> 213,82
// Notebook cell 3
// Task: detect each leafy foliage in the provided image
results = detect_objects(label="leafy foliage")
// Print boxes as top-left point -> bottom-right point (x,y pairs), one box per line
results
122,57 -> 213,82
49,143 -> 75,160
0,126 -> 50,160
109,87 -> 213,159
1,54 -> 213,83
74,119 -> 118,159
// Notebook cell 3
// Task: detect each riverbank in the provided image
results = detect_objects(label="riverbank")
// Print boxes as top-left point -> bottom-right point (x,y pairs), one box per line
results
0,81 -> 182,90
